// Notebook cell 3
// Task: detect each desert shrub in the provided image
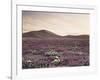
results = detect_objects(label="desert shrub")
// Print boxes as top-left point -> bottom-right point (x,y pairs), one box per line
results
22,59 -> 34,68
31,49 -> 40,55
22,59 -> 50,68
51,59 -> 60,66
84,61 -> 89,66
32,49 -> 37,53
45,49 -> 59,56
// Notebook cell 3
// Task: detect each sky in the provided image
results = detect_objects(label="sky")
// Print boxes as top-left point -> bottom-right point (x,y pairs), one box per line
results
22,11 -> 90,36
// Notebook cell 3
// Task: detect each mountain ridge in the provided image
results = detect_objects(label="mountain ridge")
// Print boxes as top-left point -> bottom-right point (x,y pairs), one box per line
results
23,30 -> 89,39
23,30 -> 61,38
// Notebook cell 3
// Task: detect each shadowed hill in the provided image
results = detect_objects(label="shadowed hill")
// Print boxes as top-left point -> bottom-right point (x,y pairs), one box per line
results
23,30 -> 61,38
65,35 -> 89,39
23,30 -> 89,39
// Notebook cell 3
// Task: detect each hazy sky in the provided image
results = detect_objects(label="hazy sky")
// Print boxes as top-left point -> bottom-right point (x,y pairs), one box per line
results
22,11 -> 90,36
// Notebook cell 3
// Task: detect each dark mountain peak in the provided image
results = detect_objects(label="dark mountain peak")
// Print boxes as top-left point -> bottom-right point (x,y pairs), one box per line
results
38,30 -> 48,32
37,30 -> 53,34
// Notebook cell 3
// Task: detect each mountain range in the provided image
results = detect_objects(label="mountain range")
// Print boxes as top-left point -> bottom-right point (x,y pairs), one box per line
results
23,30 -> 89,39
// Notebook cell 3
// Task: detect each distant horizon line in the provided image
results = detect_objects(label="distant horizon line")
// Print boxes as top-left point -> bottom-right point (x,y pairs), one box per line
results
22,29 -> 89,36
